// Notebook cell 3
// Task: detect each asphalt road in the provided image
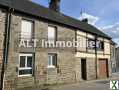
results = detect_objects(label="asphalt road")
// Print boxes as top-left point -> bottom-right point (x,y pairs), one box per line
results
17,73 -> 119,90
53,80 -> 110,90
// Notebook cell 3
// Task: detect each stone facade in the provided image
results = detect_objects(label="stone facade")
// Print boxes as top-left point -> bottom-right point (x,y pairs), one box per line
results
0,9 -> 112,90
75,57 -> 96,81
0,9 -> 6,87
2,13 -> 76,89
76,30 -> 111,80
86,58 -> 96,80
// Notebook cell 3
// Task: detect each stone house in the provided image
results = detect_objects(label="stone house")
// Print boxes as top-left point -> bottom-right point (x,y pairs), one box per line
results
0,0 -> 112,90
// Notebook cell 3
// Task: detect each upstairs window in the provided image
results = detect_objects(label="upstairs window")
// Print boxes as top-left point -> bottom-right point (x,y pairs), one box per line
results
98,41 -> 104,50
87,38 -> 95,49
48,26 -> 57,41
21,20 -> 33,39
87,38 -> 104,51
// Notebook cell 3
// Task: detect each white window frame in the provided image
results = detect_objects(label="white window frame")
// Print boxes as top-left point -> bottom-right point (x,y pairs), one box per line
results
21,19 -> 33,39
47,54 -> 56,68
48,26 -> 56,41
18,54 -> 33,77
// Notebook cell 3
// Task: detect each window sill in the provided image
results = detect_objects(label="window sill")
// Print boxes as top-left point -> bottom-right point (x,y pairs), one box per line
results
47,66 -> 56,68
18,74 -> 32,77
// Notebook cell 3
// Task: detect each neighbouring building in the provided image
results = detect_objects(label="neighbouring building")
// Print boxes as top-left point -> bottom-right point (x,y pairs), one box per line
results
110,41 -> 117,73
116,47 -> 119,71
0,0 -> 112,90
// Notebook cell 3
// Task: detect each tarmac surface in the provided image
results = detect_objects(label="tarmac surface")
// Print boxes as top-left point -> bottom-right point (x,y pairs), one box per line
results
17,72 -> 119,90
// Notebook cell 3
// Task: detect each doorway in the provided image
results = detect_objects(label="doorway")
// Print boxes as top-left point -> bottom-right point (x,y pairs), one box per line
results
99,59 -> 108,78
81,58 -> 87,80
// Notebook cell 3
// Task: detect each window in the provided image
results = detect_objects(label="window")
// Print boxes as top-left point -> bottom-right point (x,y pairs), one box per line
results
87,39 -> 104,50
48,26 -> 56,41
100,41 -> 104,50
18,54 -> 33,76
87,38 -> 95,49
97,41 -> 104,50
48,53 -> 57,68
21,20 -> 33,39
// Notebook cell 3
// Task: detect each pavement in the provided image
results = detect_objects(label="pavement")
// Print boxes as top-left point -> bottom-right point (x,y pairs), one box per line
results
52,76 -> 119,90
17,72 -> 119,90
52,79 -> 114,90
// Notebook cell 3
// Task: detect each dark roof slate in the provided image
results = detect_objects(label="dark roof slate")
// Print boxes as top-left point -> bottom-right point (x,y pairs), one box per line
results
0,0 -> 111,39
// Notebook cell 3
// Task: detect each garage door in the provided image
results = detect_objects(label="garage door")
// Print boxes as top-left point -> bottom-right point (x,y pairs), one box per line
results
99,59 -> 108,78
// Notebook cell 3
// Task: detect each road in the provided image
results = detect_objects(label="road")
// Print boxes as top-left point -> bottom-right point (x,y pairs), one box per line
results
17,73 -> 119,90
52,80 -> 110,90
51,72 -> 119,90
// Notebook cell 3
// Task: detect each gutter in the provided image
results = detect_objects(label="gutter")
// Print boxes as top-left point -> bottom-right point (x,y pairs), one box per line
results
0,8 -> 13,90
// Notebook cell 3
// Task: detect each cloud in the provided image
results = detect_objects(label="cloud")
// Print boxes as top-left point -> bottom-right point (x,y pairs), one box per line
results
79,13 -> 99,25
113,38 -> 119,43
101,23 -> 119,44
78,13 -> 119,45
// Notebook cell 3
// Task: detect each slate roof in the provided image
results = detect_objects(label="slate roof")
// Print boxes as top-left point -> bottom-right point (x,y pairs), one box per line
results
0,0 -> 111,39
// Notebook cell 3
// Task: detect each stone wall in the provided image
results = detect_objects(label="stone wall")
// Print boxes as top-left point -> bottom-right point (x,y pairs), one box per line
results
3,12 -> 76,89
0,9 -> 111,90
4,14 -> 19,90
75,57 -> 96,81
86,58 -> 96,80
57,51 -> 76,84
74,58 -> 82,82
0,9 -> 6,87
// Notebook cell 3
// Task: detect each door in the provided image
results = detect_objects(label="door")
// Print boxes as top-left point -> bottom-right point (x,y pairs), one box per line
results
99,59 -> 108,78
81,59 -> 87,80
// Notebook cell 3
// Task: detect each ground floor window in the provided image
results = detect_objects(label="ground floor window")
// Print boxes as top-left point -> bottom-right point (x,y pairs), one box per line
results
18,53 -> 33,76
48,53 -> 57,68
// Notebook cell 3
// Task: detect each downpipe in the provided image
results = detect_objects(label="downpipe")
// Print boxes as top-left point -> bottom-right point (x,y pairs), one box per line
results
0,8 -> 13,90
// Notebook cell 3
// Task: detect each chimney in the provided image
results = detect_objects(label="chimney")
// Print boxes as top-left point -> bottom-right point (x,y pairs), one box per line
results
81,18 -> 88,23
49,0 -> 61,12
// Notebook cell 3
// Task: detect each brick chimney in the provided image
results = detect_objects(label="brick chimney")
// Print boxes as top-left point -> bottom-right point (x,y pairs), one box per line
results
49,0 -> 61,12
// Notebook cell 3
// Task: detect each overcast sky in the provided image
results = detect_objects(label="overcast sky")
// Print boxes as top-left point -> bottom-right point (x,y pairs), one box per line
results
32,0 -> 119,44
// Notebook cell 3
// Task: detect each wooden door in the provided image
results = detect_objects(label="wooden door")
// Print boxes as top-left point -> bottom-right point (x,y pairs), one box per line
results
99,59 -> 108,78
